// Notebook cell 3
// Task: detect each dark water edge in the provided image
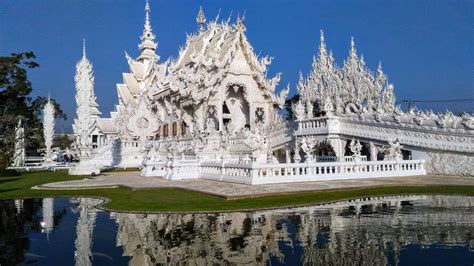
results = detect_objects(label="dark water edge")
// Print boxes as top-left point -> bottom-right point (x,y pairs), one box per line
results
1,195 -> 473,265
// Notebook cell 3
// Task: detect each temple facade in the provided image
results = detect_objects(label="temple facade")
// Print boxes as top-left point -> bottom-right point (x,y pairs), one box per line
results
69,1 -> 473,179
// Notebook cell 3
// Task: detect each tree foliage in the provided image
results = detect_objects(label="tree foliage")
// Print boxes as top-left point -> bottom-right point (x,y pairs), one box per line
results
0,52 -> 66,168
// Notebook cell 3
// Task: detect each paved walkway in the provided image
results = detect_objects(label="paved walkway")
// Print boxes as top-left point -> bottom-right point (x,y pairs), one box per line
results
35,172 -> 474,199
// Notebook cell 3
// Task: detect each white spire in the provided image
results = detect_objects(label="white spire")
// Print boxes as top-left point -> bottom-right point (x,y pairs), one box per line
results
138,0 -> 158,61
350,36 -> 356,55
320,29 -> 325,46
82,38 -> 86,58
319,29 -> 327,61
42,99 -> 55,165
73,40 -> 101,147
196,6 -> 206,32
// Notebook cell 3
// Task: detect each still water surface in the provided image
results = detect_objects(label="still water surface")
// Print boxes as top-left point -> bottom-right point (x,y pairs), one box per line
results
1,195 -> 473,265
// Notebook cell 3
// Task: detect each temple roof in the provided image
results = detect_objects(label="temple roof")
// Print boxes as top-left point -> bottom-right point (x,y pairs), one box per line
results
97,118 -> 117,133
162,14 -> 286,105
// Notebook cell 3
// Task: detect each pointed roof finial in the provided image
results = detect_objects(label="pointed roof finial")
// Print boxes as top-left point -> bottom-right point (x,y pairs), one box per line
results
145,0 -> 150,25
196,6 -> 206,31
351,36 -> 356,53
82,38 -> 86,58
138,0 -> 158,61
318,29 -> 327,60
236,14 -> 246,32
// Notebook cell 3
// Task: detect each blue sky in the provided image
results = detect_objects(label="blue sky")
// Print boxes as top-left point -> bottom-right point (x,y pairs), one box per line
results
1,0 -> 473,132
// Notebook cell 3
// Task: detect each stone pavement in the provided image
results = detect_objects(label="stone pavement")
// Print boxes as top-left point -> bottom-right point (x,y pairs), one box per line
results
35,172 -> 474,199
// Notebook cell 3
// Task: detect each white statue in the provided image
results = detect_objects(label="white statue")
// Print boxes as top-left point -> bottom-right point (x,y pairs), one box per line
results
384,138 -> 403,160
225,98 -> 246,132
300,136 -> 318,162
12,119 -> 25,167
244,127 -> 267,162
349,138 -> 362,157
292,101 -> 306,120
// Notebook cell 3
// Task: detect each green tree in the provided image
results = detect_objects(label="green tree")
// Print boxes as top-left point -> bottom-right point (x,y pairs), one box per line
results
0,52 -> 66,168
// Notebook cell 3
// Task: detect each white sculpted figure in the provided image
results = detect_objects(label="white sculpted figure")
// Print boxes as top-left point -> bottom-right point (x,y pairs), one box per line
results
225,98 -> 246,133
244,127 -> 267,162
244,128 -> 266,152
384,138 -> 403,160
349,138 -> 362,157
292,101 -> 306,120
300,136 -> 318,162
12,119 -> 25,167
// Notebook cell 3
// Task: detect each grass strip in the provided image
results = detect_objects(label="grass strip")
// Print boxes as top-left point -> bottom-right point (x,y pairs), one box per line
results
1,171 -> 473,213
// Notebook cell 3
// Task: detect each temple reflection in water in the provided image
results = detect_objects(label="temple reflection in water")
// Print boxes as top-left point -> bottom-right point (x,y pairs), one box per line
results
107,195 -> 474,265
1,195 -> 473,265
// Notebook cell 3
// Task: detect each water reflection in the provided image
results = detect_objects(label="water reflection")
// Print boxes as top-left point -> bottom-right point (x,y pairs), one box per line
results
73,198 -> 97,266
0,195 -> 473,265
111,195 -> 474,265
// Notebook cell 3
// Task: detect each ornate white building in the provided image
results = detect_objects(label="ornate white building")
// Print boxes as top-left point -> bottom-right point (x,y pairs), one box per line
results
70,1 -> 473,180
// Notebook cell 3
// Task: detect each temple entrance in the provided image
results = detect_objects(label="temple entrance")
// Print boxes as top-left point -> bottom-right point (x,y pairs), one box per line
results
223,84 -> 250,133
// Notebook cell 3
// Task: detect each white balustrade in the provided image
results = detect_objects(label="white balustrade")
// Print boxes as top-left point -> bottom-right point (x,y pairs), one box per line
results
344,156 -> 367,162
142,148 -> 425,184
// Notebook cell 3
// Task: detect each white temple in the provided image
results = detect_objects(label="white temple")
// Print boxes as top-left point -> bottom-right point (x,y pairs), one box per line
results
69,1 -> 473,181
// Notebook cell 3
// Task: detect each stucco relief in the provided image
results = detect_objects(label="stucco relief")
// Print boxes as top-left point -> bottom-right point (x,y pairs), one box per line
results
425,152 -> 473,176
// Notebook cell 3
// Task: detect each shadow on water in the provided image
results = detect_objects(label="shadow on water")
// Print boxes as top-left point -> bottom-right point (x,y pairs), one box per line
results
1,195 -> 474,265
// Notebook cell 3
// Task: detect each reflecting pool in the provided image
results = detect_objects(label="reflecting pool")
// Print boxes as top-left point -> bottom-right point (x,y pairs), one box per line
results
1,195 -> 473,265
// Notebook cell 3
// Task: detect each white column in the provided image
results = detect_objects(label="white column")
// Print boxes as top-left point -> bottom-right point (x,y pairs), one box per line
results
285,147 -> 291,163
329,138 -> 346,162
369,142 -> 377,161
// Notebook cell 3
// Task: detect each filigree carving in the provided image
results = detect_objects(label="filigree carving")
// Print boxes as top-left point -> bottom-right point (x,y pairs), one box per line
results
426,152 -> 473,176
292,101 -> 306,120
127,100 -> 159,141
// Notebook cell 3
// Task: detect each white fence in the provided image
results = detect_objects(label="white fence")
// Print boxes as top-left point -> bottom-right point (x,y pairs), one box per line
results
142,157 -> 426,185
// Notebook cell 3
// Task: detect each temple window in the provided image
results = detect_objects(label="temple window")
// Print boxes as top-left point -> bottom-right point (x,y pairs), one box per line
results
181,121 -> 187,135
172,122 -> 177,136
163,124 -> 169,137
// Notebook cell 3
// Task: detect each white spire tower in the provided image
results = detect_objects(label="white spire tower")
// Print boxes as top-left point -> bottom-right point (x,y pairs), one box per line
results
72,39 -> 101,149
138,0 -> 159,61
42,96 -> 55,165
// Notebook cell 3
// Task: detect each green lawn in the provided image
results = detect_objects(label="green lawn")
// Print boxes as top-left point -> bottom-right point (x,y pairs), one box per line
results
1,171 -> 473,212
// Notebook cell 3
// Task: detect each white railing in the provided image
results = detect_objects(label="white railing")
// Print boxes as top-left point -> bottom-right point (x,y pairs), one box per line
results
247,160 -> 425,185
166,159 -> 200,180
299,117 -> 327,129
316,155 -> 337,162
142,154 -> 425,185
197,159 -> 426,185
296,117 -> 329,135
344,156 -> 367,162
